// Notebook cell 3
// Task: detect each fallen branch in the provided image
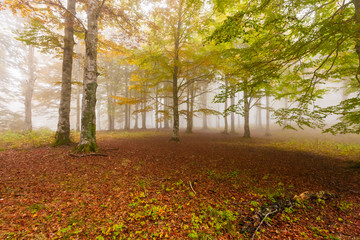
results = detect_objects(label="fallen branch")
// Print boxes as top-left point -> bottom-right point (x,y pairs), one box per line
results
189,181 -> 196,195
241,191 -> 335,238
251,209 -> 277,240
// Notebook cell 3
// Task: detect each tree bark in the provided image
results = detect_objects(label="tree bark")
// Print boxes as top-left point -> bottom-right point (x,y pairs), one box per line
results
134,101 -> 139,129
124,68 -> 130,130
256,98 -> 262,129
106,82 -> 115,131
230,86 -> 235,134
171,5 -> 182,142
243,82 -> 250,138
77,0 -> 101,153
202,87 -> 208,130
223,77 -> 228,134
155,84 -> 159,131
265,91 -> 271,136
54,0 -> 76,145
76,84 -> 81,132
186,84 -> 193,133
142,88 -> 147,130
164,94 -> 170,129
24,45 -> 36,132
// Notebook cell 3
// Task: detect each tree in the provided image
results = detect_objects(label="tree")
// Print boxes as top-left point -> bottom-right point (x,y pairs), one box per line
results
54,0 -> 76,145
24,45 -> 36,131
76,0 -> 106,153
209,0 -> 360,134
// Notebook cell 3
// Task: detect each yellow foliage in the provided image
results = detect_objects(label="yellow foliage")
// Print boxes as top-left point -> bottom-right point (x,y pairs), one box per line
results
110,96 -> 141,105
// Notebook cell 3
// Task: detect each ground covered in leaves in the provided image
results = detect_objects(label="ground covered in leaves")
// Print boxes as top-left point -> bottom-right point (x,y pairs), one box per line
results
1,131 -> 359,239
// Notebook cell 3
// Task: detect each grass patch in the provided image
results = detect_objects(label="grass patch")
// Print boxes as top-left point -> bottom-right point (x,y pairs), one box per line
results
97,130 -> 166,140
268,139 -> 360,161
0,129 -> 55,150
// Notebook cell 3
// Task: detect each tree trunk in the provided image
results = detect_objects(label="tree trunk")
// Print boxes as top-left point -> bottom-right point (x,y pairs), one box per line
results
106,82 -> 115,131
186,85 -> 193,133
223,77 -> 228,134
155,84 -> 159,131
202,88 -> 208,130
256,98 -> 263,129
24,45 -> 36,132
171,9 -> 182,141
97,97 -> 101,131
76,84 -> 81,132
164,95 -> 170,129
230,88 -> 235,134
124,70 -> 130,130
54,0 -> 76,145
189,87 -> 194,132
265,91 -> 271,136
142,89 -> 147,130
243,84 -> 250,138
134,102 -> 139,129
76,0 -> 101,153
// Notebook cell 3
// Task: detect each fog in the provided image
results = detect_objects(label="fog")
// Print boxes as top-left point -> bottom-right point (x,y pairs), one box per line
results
0,2 -> 358,143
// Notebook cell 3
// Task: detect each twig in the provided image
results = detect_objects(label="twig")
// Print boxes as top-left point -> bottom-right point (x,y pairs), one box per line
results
251,209 -> 278,240
189,181 -> 196,195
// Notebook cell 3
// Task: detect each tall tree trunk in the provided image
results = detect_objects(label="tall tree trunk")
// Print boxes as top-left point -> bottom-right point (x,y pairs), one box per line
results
189,87 -> 194,132
77,0 -> 101,153
142,89 -> 147,129
186,85 -> 194,133
54,0 -> 75,145
186,85 -> 192,133
216,103 -> 220,129
124,70 -> 130,130
24,45 -> 36,132
164,95 -> 170,129
202,87 -> 208,130
155,84 -> 159,131
230,87 -> 235,134
171,12 -> 182,141
134,102 -> 139,129
243,83 -> 250,138
223,77 -> 228,134
265,91 -> 271,136
106,82 -> 115,131
237,92 -> 241,129
97,97 -> 101,131
256,98 -> 263,129
76,84 -> 81,132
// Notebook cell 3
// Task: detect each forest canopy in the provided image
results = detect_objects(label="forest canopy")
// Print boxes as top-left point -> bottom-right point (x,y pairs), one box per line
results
0,0 -> 359,150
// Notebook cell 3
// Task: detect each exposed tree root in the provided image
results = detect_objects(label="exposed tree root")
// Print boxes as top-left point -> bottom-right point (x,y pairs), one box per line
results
68,152 -> 108,158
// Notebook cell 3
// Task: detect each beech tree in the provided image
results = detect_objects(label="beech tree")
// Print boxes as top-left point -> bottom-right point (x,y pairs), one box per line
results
54,0 -> 76,145
24,46 -> 36,131
76,0 -> 106,152
210,0 -> 360,134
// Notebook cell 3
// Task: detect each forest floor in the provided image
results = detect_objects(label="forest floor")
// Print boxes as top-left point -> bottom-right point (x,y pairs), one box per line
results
0,130 -> 359,239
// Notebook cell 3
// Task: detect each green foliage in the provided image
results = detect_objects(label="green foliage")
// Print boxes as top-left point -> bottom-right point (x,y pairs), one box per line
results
15,18 -> 63,55
321,98 -> 360,134
0,129 -> 54,150
273,106 -> 326,131
209,0 -> 360,134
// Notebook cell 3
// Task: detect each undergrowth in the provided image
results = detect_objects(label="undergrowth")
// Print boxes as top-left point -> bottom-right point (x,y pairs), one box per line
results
0,129 -> 54,150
